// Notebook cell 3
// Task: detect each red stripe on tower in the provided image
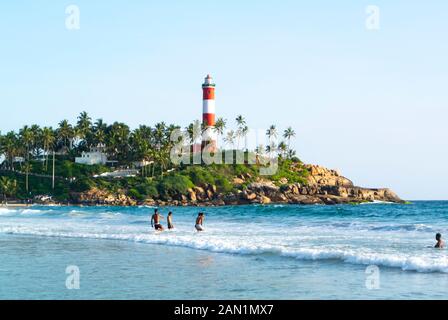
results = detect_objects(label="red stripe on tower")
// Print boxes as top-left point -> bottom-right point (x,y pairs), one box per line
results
202,113 -> 215,125
202,74 -> 217,151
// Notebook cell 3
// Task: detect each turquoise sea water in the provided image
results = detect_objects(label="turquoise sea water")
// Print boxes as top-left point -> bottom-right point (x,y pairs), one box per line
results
0,202 -> 448,300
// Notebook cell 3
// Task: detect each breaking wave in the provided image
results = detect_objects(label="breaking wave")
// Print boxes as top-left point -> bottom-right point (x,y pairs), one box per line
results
0,224 -> 447,274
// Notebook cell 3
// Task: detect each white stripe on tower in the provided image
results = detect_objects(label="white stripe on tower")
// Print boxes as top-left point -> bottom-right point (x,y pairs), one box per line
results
203,100 -> 216,114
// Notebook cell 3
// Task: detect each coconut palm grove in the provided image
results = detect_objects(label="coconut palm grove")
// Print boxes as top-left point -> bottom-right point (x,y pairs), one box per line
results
0,111 -> 303,205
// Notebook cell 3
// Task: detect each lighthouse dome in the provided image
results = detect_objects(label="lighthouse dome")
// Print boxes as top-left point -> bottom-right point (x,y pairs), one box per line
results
202,74 -> 215,87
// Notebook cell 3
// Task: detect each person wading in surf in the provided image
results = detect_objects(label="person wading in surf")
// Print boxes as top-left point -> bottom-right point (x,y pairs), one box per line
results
167,212 -> 174,230
195,212 -> 205,232
151,209 -> 164,231
435,233 -> 445,249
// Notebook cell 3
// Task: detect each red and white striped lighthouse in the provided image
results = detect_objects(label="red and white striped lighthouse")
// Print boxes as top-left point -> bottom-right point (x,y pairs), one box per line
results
202,74 -> 217,151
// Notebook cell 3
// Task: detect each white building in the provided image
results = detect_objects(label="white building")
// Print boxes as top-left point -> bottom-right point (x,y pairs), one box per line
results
132,160 -> 154,168
75,145 -> 108,166
13,156 -> 25,164
94,169 -> 139,179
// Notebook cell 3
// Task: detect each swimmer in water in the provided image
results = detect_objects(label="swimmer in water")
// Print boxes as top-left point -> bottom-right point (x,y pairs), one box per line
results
167,212 -> 174,230
435,233 -> 445,249
151,209 -> 164,231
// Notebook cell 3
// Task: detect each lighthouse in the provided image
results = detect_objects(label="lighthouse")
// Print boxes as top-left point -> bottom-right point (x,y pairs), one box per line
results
202,74 -> 217,151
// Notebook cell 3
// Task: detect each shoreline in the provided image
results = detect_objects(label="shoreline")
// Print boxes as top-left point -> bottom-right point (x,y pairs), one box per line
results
0,203 -> 32,208
1,199 -> 408,209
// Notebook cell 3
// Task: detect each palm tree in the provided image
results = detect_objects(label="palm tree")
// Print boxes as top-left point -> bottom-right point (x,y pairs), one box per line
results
76,111 -> 92,145
1,132 -> 19,170
0,177 -> 17,205
30,125 -> 42,157
19,126 -> 33,162
224,130 -> 236,149
156,147 -> 171,177
41,127 -> 55,170
236,115 -> 246,128
23,162 -> 32,193
106,122 -> 130,161
152,122 -> 178,176
283,127 -> 296,158
214,117 -> 227,148
57,120 -> 74,152
186,120 -> 202,147
93,119 -> 107,146
235,115 -> 246,149
266,125 -> 278,141
288,149 -> 297,159
18,126 -> 35,193
277,141 -> 288,158
240,125 -> 249,151
265,142 -> 277,159
130,125 -> 153,176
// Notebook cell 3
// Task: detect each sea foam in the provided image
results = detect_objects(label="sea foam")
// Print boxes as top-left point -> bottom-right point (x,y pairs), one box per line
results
0,223 -> 447,274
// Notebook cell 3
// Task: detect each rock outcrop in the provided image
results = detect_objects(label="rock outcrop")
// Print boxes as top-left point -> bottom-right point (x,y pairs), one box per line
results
70,188 -> 137,206
304,165 -> 353,187
70,164 -> 404,206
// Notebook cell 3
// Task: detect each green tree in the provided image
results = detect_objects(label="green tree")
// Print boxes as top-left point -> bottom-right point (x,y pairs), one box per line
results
224,130 -> 236,149
278,141 -> 288,158
235,115 -> 246,149
30,124 -> 42,157
186,120 -> 202,147
0,177 -> 18,204
19,125 -> 34,162
93,119 -> 108,146
265,142 -> 277,159
41,127 -> 55,170
0,132 -> 19,170
214,117 -> 227,148
266,125 -> 278,141
76,111 -> 93,146
283,127 -> 296,159
57,120 -> 74,152
106,122 -> 130,162
23,162 -> 32,193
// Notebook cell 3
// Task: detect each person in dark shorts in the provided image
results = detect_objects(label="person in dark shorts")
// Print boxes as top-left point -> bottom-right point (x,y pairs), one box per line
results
151,209 -> 164,231
167,212 -> 174,230
435,233 -> 445,249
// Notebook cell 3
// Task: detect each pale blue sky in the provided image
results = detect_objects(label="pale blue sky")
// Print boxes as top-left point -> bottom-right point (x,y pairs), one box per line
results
1,1 -> 447,200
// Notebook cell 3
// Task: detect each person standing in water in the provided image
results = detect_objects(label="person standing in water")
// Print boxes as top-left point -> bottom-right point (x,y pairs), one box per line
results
151,209 -> 164,231
167,212 -> 174,230
435,233 -> 445,249
195,212 -> 205,232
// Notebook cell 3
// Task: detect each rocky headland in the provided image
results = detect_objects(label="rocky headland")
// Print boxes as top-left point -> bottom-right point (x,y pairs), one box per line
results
68,164 -> 404,207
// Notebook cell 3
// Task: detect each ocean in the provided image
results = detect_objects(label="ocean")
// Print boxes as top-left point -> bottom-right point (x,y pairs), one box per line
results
0,202 -> 447,300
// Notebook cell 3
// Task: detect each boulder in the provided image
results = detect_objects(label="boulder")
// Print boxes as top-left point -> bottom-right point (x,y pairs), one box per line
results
206,190 -> 214,200
188,190 -> 197,202
246,192 -> 257,201
193,186 -> 205,195
260,196 -> 271,204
